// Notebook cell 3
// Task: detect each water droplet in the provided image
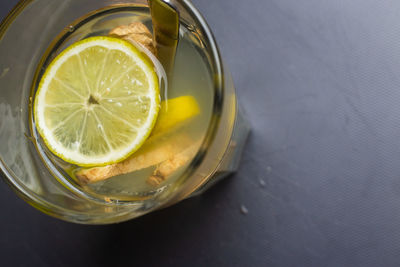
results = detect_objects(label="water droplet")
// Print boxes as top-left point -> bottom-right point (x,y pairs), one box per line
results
259,179 -> 266,188
240,205 -> 248,215
116,102 -> 122,107
127,91 -> 132,95
97,124 -> 103,130
107,99 -> 113,103
106,88 -> 110,92
68,25 -> 75,32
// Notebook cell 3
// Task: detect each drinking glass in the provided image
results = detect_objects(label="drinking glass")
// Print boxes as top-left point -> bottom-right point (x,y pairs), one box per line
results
0,0 -> 250,224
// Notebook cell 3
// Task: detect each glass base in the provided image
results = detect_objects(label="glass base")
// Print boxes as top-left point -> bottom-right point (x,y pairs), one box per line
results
190,104 -> 250,196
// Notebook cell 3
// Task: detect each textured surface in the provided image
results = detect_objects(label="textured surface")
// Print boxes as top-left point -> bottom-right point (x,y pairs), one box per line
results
2,0 -> 400,266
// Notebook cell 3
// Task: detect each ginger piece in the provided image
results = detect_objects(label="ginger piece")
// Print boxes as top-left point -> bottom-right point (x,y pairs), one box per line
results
109,22 -> 156,54
76,133 -> 194,184
147,140 -> 202,186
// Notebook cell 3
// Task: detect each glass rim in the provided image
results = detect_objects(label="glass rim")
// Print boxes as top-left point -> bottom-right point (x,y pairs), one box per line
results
0,0 -> 227,213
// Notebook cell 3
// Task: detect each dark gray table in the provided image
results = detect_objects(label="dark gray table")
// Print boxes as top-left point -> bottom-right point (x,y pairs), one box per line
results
2,0 -> 400,266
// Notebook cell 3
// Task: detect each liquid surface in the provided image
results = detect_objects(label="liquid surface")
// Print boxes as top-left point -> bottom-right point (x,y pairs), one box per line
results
32,6 -> 214,202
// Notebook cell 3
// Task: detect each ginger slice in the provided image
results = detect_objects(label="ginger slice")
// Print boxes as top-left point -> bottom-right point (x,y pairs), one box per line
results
147,140 -> 202,186
76,133 -> 194,184
109,22 -> 156,54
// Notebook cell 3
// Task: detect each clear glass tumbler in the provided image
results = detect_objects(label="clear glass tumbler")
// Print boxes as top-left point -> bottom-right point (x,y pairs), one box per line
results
0,0 -> 250,224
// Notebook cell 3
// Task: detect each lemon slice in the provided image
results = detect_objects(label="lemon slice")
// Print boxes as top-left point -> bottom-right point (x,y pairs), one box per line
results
34,36 -> 160,167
